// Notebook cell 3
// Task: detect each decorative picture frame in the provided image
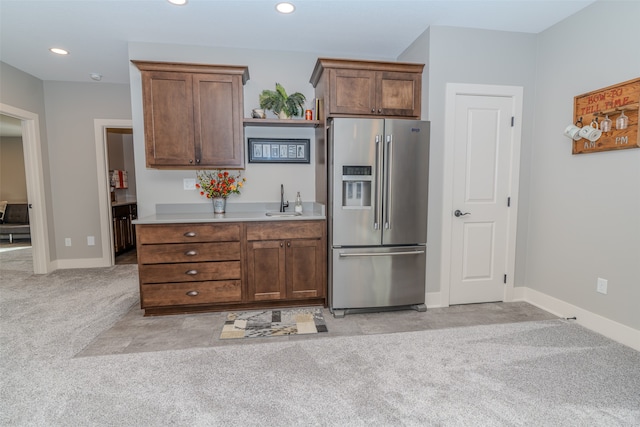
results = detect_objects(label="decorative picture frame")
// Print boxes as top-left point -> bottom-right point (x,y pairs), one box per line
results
247,138 -> 310,164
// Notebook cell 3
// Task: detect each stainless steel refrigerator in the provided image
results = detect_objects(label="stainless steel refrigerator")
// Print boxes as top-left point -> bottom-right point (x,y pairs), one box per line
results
328,118 -> 429,317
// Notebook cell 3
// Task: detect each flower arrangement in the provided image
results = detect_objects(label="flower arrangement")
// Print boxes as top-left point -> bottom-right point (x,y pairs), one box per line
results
196,170 -> 246,199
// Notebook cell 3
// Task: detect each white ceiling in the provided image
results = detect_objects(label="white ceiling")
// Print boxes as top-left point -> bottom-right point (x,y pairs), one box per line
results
1,0 -> 596,86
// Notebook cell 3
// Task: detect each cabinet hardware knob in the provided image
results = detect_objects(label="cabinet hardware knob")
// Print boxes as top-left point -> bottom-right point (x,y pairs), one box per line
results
280,242 -> 283,247
185,270 -> 198,275
287,241 -> 291,247
186,290 -> 199,297
378,109 -> 382,113
185,250 -> 197,256
184,232 -> 197,237
189,159 -> 193,164
371,108 -> 375,113
196,159 -> 200,163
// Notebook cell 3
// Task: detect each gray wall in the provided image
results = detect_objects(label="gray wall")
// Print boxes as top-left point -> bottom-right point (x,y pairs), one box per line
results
42,81 -> 131,259
528,1 -> 640,329
399,27 -> 538,295
0,62 -> 54,256
0,136 -> 27,202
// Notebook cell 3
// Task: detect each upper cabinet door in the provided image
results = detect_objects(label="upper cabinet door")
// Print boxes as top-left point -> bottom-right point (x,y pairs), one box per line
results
141,71 -> 195,167
193,73 -> 245,168
376,71 -> 422,118
329,68 -> 377,115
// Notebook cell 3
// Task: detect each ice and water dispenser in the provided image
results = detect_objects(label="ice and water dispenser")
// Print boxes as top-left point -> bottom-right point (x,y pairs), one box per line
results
341,166 -> 372,209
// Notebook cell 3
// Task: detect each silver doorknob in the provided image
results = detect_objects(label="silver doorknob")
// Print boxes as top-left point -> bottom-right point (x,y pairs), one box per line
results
454,210 -> 470,217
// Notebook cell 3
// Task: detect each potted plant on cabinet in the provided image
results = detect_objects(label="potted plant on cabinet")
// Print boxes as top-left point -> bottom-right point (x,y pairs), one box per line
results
259,83 -> 306,119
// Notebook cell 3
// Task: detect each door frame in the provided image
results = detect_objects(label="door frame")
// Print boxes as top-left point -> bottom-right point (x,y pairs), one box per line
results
0,103 -> 51,274
440,83 -> 523,306
94,119 -> 133,267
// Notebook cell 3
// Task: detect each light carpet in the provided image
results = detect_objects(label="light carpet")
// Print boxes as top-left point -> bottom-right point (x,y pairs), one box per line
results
1,249 -> 639,426
220,308 -> 328,339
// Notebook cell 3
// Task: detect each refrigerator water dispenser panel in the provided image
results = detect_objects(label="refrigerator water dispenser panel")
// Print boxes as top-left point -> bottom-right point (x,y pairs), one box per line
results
342,166 -> 372,209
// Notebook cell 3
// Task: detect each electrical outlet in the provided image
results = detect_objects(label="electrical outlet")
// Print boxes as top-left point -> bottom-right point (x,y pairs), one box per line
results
597,277 -> 608,294
183,178 -> 196,190
65,238 -> 72,247
87,236 -> 95,246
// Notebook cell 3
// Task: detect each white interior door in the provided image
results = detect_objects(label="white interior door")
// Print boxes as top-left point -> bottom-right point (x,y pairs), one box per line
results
449,94 -> 517,304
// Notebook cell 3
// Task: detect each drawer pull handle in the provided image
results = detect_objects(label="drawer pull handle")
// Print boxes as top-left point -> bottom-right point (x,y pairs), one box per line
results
184,232 -> 197,237
185,270 -> 198,275
185,250 -> 198,256
186,290 -> 199,297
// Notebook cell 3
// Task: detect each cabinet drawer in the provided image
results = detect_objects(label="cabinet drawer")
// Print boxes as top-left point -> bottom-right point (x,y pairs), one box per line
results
141,280 -> 241,307
138,242 -> 240,264
139,261 -> 240,284
246,221 -> 324,241
137,223 -> 240,244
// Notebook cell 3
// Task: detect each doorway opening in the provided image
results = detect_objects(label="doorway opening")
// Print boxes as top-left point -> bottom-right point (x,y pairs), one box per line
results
106,128 -> 137,265
94,119 -> 134,267
0,104 -> 50,274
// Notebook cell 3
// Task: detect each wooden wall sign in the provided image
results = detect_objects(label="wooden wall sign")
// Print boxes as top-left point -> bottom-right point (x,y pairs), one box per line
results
572,77 -> 639,154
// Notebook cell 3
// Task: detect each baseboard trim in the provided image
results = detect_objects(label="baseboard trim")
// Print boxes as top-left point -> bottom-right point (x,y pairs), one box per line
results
52,258 -> 111,270
426,291 -> 445,309
514,287 -> 640,352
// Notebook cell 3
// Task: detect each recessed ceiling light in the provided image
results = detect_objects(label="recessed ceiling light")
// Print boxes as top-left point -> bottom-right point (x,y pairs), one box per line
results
167,0 -> 188,5
49,47 -> 69,55
276,2 -> 295,14
90,73 -> 103,81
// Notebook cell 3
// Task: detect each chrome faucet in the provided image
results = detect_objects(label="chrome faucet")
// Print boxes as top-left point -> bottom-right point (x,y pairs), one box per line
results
280,184 -> 289,212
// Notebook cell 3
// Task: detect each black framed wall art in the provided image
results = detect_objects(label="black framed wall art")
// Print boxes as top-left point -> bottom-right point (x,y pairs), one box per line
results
247,138 -> 310,164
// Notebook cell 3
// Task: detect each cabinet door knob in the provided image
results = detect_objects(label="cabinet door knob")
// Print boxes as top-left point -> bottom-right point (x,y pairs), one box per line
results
185,250 -> 198,256
184,232 -> 197,237
189,159 -> 193,164
378,109 -> 382,113
186,290 -> 199,297
280,242 -> 283,247
185,270 -> 198,275
196,159 -> 200,164
371,108 -> 375,113
287,241 -> 291,247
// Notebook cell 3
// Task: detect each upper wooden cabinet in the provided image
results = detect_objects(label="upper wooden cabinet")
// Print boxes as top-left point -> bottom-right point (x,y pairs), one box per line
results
132,61 -> 249,169
310,58 -> 424,119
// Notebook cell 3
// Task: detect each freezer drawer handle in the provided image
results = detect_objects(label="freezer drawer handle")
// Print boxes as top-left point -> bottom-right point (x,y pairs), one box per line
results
339,250 -> 425,258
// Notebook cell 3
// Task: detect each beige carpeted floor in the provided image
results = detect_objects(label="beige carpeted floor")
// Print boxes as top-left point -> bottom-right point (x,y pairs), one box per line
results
2,246 -> 639,426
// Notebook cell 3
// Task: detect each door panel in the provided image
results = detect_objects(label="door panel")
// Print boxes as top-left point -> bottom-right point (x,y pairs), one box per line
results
193,73 -> 244,167
246,241 -> 285,300
450,95 -> 513,304
330,118 -> 384,246
382,120 -> 429,245
144,71 -> 194,165
331,246 -> 426,309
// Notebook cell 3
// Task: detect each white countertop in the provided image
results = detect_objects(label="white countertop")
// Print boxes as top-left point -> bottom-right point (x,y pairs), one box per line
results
133,202 -> 325,224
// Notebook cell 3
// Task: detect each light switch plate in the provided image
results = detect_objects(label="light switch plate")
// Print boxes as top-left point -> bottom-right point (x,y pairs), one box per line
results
183,178 -> 196,190
597,277 -> 608,294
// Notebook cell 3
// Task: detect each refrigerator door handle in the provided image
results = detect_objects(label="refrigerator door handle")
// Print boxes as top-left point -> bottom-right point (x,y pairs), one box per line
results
384,134 -> 393,230
373,135 -> 381,230
339,250 -> 425,257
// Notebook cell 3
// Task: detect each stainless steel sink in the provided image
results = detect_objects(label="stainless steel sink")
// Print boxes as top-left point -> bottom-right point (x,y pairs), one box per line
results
265,211 -> 302,217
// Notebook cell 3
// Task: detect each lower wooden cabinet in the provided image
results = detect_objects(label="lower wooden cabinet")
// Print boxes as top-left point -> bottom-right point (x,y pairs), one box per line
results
245,221 -> 325,302
136,220 -> 326,316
